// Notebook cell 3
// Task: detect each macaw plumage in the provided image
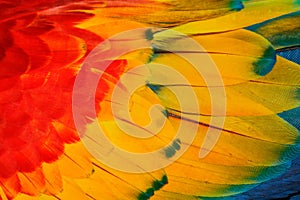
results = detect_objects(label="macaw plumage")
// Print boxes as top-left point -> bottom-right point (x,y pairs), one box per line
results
0,0 -> 299,199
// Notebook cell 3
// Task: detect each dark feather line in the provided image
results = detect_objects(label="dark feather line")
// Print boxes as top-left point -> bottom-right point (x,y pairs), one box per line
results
276,45 -> 300,52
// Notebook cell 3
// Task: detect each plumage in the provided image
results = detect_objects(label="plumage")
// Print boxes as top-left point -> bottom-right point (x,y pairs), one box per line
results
0,0 -> 299,199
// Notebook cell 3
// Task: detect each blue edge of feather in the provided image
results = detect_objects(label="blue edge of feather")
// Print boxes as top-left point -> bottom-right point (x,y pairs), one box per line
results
202,25 -> 300,199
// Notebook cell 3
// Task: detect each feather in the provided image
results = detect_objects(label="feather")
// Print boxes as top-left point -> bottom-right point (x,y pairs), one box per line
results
247,11 -> 300,50
171,0 -> 300,34
0,0 -> 299,199
148,29 -> 276,86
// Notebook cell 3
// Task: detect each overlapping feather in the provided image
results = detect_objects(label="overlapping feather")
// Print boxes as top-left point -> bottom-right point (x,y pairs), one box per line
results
0,0 -> 299,199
